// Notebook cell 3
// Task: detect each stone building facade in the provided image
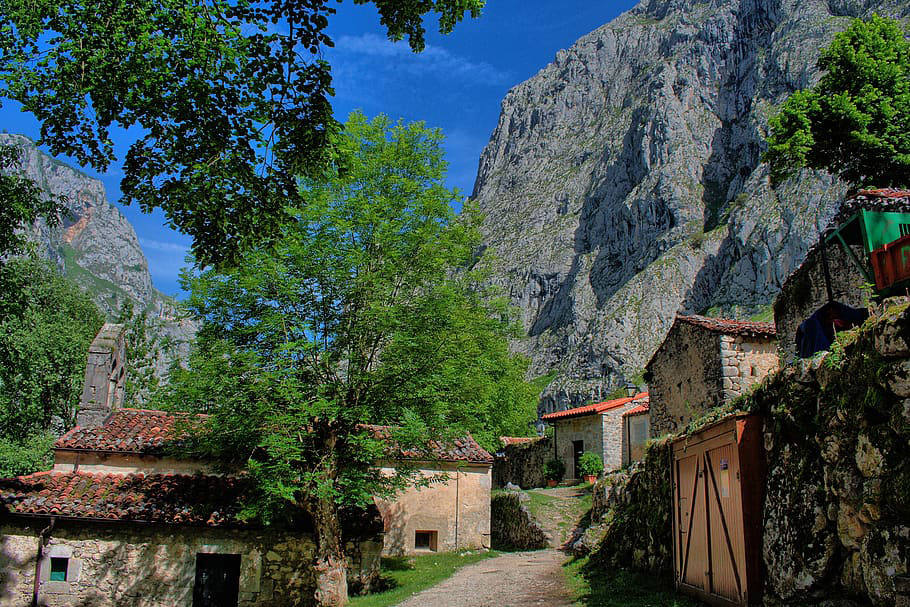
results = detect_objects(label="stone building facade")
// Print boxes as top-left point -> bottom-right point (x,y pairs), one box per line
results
621,403 -> 650,466
645,315 -> 777,437
542,393 -> 648,479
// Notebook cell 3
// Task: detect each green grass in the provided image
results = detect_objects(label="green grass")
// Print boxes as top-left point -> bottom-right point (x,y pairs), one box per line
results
349,551 -> 498,607
564,556 -> 702,607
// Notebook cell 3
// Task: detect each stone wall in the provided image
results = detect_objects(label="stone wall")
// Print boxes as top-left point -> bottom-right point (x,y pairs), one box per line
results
493,438 -> 550,489
0,522 -> 320,607
587,438 -> 673,575
490,493 -> 549,551
376,463 -> 491,555
601,406 -> 631,472
719,334 -> 778,402
773,240 -> 868,364
622,414 -> 650,466
586,304 -> 910,607
647,322 -> 721,437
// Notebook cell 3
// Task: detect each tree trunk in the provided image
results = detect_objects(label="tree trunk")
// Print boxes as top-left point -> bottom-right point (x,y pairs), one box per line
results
312,497 -> 349,607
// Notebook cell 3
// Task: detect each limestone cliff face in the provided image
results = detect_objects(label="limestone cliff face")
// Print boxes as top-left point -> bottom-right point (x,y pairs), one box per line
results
472,0 -> 910,408
1,134 -> 195,377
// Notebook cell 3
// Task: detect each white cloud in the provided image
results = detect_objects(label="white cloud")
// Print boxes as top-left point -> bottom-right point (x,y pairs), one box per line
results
139,238 -> 191,255
335,33 -> 511,85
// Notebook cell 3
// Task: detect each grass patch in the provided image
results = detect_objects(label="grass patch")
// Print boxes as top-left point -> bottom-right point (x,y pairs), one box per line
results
564,555 -> 701,607
350,551 -> 498,607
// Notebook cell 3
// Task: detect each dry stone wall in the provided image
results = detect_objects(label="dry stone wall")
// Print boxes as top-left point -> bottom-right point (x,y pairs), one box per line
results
490,493 -> 549,551
586,304 -> 910,606
493,438 -> 551,489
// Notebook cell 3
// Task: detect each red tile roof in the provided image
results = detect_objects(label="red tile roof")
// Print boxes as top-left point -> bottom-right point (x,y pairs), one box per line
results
499,436 -> 543,447
856,188 -> 910,199
55,409 -> 206,454
677,314 -> 776,338
0,471 -> 251,527
622,403 -> 650,418
363,425 -> 493,464
541,393 -> 649,422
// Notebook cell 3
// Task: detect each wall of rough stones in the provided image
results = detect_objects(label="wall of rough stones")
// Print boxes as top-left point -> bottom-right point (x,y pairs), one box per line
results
647,322 -> 721,437
493,438 -> 551,489
553,415 -> 603,480
490,493 -> 549,551
0,522 -> 320,607
719,334 -> 778,402
586,304 -> 910,607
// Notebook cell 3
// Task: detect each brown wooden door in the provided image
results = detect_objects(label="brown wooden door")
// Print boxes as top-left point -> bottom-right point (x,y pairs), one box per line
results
675,452 -> 707,591
705,444 -> 745,603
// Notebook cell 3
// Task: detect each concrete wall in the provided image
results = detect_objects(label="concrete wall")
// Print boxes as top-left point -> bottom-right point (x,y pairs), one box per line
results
647,322 -> 721,437
719,335 -> 778,402
0,522 -> 322,607
376,463 -> 491,555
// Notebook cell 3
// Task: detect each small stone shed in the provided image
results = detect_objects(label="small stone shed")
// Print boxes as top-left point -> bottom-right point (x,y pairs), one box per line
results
774,189 -> 910,362
621,402 -> 650,466
541,392 -> 649,479
369,426 -> 493,556
645,315 -> 777,437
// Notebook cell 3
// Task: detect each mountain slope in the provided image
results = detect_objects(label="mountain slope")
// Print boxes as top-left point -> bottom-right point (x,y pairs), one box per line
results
471,0 -> 910,410
1,133 -> 195,377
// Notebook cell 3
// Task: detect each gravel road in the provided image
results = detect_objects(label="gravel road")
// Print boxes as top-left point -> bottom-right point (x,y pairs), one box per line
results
394,549 -> 574,607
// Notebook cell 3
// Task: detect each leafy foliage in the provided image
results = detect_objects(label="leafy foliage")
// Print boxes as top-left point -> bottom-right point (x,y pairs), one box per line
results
151,112 -> 537,601
115,300 -> 179,406
0,0 -> 484,267
546,458 -> 566,481
0,431 -> 54,478
0,144 -> 62,256
578,451 -> 604,477
765,15 -> 910,187
0,257 -> 103,475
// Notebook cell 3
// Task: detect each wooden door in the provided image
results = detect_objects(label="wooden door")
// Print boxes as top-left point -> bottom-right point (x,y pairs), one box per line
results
572,440 -> 584,479
705,443 -> 745,603
675,452 -> 707,591
193,553 -> 241,607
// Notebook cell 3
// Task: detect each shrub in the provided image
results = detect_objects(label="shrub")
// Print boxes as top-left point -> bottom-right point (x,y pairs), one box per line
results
545,458 -> 566,481
579,452 -> 605,477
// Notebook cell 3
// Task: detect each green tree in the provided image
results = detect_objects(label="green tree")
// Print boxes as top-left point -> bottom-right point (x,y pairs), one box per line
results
0,0 -> 484,267
0,145 -> 62,257
765,15 -> 910,187
0,257 -> 104,475
152,112 -> 538,605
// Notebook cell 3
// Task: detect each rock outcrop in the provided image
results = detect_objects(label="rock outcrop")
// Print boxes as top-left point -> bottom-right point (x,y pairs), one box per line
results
1,134 -> 195,378
471,0 -> 910,407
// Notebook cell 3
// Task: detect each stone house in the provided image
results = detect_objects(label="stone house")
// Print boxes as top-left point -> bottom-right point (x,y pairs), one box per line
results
368,426 -> 493,556
621,401 -> 650,466
0,325 -> 383,607
541,392 -> 649,479
645,315 -> 778,437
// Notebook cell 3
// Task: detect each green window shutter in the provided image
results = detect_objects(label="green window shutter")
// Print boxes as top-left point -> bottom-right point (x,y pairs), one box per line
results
49,557 -> 68,581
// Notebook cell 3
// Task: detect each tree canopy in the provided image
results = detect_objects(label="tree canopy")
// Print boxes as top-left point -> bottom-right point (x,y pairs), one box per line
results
765,15 -> 910,187
0,256 -> 104,474
151,112 -> 538,605
0,0 -> 484,267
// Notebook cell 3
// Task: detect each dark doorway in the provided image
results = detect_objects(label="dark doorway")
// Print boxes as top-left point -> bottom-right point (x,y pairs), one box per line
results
193,553 -> 241,607
572,440 -> 584,479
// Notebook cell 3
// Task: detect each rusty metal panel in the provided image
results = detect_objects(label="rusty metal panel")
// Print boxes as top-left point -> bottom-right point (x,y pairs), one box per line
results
672,414 -> 766,607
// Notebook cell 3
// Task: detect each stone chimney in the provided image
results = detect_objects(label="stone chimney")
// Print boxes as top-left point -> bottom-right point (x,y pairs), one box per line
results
76,323 -> 127,428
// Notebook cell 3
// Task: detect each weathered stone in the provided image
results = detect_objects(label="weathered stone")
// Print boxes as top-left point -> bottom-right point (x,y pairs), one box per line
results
856,434 -> 886,478
490,493 -> 549,551
493,437 -> 551,489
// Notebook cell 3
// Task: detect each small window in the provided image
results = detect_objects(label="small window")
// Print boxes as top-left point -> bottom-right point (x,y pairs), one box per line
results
414,530 -> 438,551
49,557 -> 68,582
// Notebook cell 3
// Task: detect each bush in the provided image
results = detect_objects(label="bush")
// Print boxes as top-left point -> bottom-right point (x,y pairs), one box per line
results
0,432 -> 55,478
545,458 -> 566,482
579,452 -> 604,477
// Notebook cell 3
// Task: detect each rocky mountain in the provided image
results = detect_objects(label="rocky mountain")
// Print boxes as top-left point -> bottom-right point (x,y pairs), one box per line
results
471,0 -> 910,411
1,133 -> 195,377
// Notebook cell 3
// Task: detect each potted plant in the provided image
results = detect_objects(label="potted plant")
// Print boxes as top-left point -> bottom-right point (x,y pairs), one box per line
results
578,452 -> 604,484
545,459 -> 565,487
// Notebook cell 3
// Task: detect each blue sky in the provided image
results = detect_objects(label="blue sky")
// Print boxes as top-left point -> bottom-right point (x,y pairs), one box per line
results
0,1 -> 638,296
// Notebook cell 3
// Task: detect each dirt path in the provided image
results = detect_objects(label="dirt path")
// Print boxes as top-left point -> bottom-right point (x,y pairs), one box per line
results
523,486 -> 592,548
394,549 -> 574,607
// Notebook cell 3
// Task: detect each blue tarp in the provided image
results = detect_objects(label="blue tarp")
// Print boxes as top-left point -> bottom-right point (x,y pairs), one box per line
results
796,301 -> 869,358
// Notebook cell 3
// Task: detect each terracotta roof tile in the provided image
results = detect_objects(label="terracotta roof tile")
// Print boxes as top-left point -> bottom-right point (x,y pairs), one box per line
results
856,188 -> 910,199
499,436 -> 543,447
363,425 -> 493,464
542,393 -> 649,422
677,314 -> 776,338
622,403 -> 650,418
56,409 -> 206,454
0,471 -> 251,527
